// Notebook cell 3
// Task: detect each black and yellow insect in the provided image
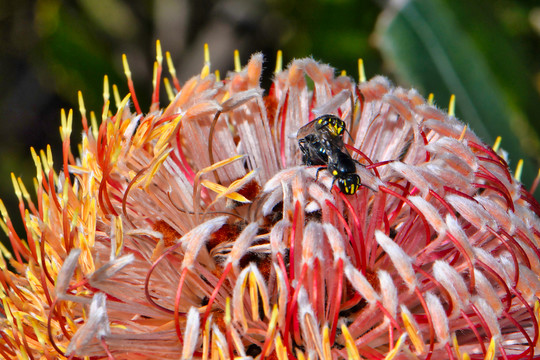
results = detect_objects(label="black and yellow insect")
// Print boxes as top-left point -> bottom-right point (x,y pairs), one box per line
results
325,147 -> 361,195
296,114 -> 346,165
297,114 -> 362,195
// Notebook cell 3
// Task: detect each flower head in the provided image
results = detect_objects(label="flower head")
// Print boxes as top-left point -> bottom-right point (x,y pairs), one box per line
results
1,43 -> 540,360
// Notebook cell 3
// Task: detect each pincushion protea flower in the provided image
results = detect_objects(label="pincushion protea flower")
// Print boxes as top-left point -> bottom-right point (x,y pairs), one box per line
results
1,41 -> 540,360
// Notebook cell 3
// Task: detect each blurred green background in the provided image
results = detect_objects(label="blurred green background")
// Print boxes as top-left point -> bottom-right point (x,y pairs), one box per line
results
0,0 -> 539,241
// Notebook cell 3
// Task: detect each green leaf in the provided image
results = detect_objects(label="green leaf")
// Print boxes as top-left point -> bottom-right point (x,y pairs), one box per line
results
374,0 -> 540,187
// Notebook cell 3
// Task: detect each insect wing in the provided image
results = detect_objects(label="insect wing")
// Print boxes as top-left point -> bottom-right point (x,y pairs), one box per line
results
299,134 -> 328,165
296,119 -> 318,141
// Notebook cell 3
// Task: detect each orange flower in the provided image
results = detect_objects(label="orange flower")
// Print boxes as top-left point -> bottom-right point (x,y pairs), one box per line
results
1,42 -> 539,360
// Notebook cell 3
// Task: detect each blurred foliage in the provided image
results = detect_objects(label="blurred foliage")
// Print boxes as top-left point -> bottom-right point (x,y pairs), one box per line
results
0,0 -> 539,247
375,0 -> 540,186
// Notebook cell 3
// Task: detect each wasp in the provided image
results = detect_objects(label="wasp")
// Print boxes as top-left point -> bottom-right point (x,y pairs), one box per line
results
297,114 -> 362,195
323,146 -> 361,195
297,114 -> 346,165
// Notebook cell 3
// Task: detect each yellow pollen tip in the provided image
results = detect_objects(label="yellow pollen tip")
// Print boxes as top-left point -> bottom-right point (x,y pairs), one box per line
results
204,43 -> 210,65
103,75 -> 110,103
0,237 -> 10,262
152,61 -> 158,89
112,84 -> 121,109
163,77 -> 174,102
340,70 -> 347,77
11,173 -> 22,202
46,145 -> 54,170
427,93 -> 434,105
114,216 -> 124,257
166,51 -> 177,78
67,108 -> 73,136
102,100 -> 110,123
202,154 -> 245,174
17,178 -> 31,204
90,111 -> 98,140
514,159 -> 524,182
221,91 -> 230,103
200,64 -> 210,79
248,272 -> 259,321
142,148 -> 172,189
341,323 -> 361,360
275,50 -> 283,73
458,124 -> 467,142
14,313 -> 30,358
237,271 -> 249,330
30,147 -> 42,183
322,324 -> 332,360
29,317 -> 48,347
59,108 -> 72,141
268,304 -> 279,330
492,136 -> 502,152
78,91 -> 86,119
215,70 -> 221,82
535,301 -> 540,347
59,108 -> 69,141
401,310 -> 425,353
224,297 -> 231,325
201,43 -> 211,78
202,316 -> 211,360
384,333 -> 408,360
62,182 -> 69,205
0,199 -> 9,225
39,149 -> 48,175
452,333 -> 463,360
200,180 -> 250,203
155,39 -> 163,65
234,49 -> 241,72
484,337 -> 496,360
448,94 -> 456,116
275,333 -> 287,360
358,58 -> 366,83
1,297 -> 13,325
122,54 -> 131,78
